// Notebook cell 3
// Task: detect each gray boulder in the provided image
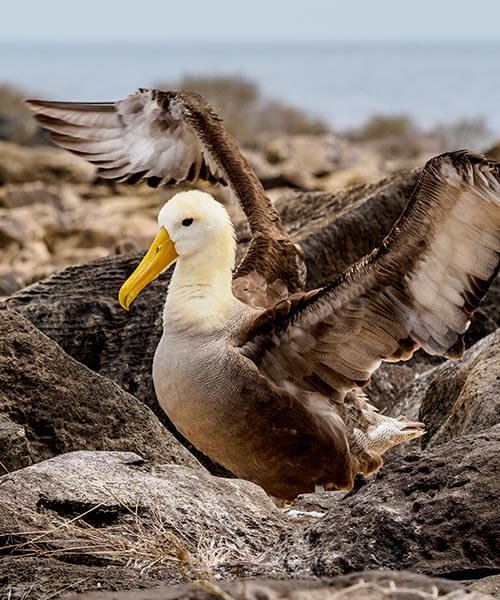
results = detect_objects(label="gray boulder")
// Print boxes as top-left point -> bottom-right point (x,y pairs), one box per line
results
417,329 -> 500,448
284,426 -> 500,578
73,571 -> 493,599
0,451 -> 284,598
0,414 -> 31,473
0,306 -> 199,472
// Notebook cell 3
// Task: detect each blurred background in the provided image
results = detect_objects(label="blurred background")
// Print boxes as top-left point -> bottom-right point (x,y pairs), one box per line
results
1,0 -> 499,294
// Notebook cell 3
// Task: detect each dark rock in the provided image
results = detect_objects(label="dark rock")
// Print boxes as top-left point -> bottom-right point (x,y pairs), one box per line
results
277,169 -> 421,285
0,272 -> 23,296
0,306 -> 199,472
364,362 -> 424,420
0,414 -> 31,473
72,571 -> 489,600
0,451 -> 284,598
417,329 -> 500,448
284,427 -> 500,578
368,328 -> 500,440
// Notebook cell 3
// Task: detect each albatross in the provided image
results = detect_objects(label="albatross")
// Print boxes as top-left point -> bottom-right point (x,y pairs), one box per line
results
26,90 -> 500,500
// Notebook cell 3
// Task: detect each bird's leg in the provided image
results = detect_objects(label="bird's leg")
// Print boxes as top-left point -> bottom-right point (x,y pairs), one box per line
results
365,413 -> 426,454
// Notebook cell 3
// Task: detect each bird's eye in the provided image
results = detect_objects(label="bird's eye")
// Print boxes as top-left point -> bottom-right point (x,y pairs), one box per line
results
181,218 -> 193,227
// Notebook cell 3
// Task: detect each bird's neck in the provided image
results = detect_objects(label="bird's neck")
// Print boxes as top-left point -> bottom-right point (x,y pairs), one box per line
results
163,244 -> 236,331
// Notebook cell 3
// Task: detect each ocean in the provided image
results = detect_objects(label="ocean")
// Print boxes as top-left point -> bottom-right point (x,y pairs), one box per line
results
1,41 -> 499,135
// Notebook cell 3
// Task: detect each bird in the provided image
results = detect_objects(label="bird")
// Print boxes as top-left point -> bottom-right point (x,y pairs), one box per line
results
26,91 -> 500,500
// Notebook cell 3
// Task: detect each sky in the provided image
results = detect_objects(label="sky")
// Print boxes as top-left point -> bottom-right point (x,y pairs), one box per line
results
2,0 -> 500,43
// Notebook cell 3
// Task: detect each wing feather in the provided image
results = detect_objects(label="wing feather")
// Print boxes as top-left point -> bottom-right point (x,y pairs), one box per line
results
241,151 -> 500,395
25,89 -> 227,188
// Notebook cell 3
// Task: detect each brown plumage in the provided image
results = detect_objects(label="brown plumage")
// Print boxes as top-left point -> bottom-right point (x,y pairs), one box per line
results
241,152 -> 500,383
26,91 -> 500,500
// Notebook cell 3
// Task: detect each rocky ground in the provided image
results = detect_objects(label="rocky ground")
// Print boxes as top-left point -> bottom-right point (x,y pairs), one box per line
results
0,129 -> 499,599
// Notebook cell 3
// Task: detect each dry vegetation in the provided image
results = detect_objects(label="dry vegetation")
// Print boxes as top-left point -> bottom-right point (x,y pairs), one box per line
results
347,113 -> 494,160
2,494 -> 250,599
0,86 -> 40,146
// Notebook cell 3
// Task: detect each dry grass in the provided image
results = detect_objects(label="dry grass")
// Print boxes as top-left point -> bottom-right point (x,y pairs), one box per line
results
301,580 -> 491,599
430,117 -> 494,152
1,491 -> 254,599
2,496 -> 486,600
347,113 -> 494,160
355,115 -> 417,142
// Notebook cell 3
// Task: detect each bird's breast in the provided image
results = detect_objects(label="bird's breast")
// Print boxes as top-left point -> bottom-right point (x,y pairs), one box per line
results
152,331 -> 247,452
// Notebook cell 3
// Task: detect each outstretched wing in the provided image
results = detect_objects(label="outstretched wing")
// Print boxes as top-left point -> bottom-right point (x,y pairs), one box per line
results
26,88 -> 306,298
240,151 -> 500,395
25,89 -> 227,188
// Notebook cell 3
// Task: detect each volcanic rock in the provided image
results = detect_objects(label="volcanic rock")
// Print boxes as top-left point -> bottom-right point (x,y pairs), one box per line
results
0,450 -> 284,598
284,426 -> 500,578
73,571 -> 492,599
417,329 -> 500,448
0,306 -> 199,472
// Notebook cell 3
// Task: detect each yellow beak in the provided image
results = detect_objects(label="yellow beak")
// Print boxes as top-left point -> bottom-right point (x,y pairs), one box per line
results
118,227 -> 178,310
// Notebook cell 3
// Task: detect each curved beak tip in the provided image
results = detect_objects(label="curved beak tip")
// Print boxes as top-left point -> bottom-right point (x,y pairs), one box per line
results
118,288 -> 129,311
119,289 -> 136,312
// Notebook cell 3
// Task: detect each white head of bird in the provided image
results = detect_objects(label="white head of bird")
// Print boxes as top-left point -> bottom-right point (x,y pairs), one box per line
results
119,190 -> 237,327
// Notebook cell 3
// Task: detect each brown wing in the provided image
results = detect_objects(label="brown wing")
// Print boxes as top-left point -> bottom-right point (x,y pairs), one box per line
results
240,151 -> 500,395
25,89 -> 227,188
26,88 -> 306,298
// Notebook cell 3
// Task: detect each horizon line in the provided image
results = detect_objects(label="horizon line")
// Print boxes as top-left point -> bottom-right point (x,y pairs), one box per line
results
1,37 -> 500,45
